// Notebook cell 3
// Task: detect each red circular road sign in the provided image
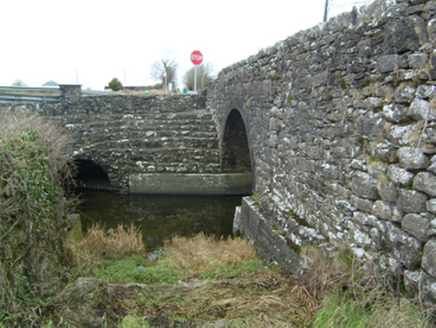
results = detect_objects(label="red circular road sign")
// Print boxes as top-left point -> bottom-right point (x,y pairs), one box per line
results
190,50 -> 203,65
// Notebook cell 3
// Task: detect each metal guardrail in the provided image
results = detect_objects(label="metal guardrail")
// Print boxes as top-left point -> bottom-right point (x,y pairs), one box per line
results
0,86 -> 61,103
0,86 -> 130,103
0,86 -> 60,92
0,94 -> 60,103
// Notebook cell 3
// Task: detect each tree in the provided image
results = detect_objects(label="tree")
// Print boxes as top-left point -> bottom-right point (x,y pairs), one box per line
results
12,79 -> 27,87
108,78 -> 124,91
150,51 -> 178,92
183,63 -> 215,91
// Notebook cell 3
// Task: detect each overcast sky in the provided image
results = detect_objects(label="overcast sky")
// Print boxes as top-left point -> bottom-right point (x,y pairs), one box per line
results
0,0 -> 370,90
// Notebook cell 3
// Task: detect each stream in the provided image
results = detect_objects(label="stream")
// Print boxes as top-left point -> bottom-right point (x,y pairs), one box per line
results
77,191 -> 243,251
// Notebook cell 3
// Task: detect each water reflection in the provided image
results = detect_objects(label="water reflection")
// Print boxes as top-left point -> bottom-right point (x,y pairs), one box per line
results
78,192 -> 243,251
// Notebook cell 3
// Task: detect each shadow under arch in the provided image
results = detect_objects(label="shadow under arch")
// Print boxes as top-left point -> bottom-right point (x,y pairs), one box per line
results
71,159 -> 111,193
221,108 -> 253,178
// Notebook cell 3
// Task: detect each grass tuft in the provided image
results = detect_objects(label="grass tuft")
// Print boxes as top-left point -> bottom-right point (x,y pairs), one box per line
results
72,223 -> 146,261
160,233 -> 262,278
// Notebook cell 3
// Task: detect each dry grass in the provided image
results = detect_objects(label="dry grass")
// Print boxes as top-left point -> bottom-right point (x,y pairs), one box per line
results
302,245 -> 432,327
119,89 -> 182,96
160,233 -> 257,275
59,232 -> 433,327
72,223 -> 146,262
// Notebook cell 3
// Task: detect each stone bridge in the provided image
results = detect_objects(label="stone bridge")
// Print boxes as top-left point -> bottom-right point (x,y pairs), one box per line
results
207,0 -> 436,299
1,0 -> 436,302
1,87 -> 252,195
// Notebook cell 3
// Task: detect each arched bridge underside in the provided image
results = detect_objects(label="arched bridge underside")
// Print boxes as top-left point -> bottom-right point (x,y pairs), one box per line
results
221,109 -> 252,174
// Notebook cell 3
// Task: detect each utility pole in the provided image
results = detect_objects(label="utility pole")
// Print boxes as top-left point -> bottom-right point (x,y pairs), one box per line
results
324,0 -> 329,22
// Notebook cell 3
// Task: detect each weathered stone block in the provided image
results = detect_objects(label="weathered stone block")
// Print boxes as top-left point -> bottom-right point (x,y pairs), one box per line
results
387,164 -> 415,186
407,98 -> 435,121
376,179 -> 397,202
397,189 -> 428,213
383,103 -> 408,123
416,85 -> 435,99
413,172 -> 436,197
423,239 -> 436,278
369,140 -> 398,163
350,171 -> 379,200
398,147 -> 429,170
351,227 -> 372,248
376,55 -> 400,73
394,85 -> 416,103
387,124 -> 416,146
383,222 -> 422,270
353,211 -> 386,234
428,18 -> 436,45
402,213 -> 430,242
427,199 -> 436,213
423,273 -> 436,303
408,53 -> 428,69
373,200 -> 393,220
404,270 -> 421,295
239,197 -> 300,273
350,195 -> 374,213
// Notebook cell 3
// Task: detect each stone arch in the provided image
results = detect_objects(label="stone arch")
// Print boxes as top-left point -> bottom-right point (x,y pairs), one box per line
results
221,108 -> 253,176
72,159 -> 111,192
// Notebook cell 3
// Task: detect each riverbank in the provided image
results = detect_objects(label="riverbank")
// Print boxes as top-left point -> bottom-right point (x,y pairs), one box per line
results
0,113 -> 432,327
59,227 -> 430,327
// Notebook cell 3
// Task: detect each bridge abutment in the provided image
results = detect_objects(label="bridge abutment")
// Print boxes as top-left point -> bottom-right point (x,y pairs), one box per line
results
207,0 -> 436,302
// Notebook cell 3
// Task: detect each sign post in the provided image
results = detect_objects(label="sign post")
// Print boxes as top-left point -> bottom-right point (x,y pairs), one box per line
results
190,50 -> 203,92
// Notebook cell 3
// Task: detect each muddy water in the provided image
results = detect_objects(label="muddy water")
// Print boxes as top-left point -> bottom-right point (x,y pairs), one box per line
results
78,191 -> 243,251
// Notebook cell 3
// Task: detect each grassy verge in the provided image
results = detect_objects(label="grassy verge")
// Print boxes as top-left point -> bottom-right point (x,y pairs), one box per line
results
60,225 -> 433,328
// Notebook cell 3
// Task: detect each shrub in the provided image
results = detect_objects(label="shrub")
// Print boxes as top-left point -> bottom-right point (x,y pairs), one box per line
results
0,113 -> 73,325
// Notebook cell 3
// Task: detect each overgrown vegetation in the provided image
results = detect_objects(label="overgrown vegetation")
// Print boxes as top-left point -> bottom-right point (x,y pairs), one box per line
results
302,246 -> 432,328
0,113 -> 74,326
58,225 -> 432,327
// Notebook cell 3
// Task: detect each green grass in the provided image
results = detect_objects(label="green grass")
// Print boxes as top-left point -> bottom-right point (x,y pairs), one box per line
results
92,253 -> 273,285
312,293 -> 369,328
92,258 -> 181,284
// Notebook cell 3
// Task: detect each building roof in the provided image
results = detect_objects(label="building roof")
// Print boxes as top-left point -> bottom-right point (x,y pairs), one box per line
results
42,80 -> 58,87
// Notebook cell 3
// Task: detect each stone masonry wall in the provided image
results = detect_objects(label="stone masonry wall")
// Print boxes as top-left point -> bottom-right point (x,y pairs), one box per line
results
0,91 -> 219,193
207,0 -> 436,300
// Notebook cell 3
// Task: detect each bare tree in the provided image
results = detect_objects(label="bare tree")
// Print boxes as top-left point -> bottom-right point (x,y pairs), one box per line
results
150,51 -> 178,92
183,63 -> 215,91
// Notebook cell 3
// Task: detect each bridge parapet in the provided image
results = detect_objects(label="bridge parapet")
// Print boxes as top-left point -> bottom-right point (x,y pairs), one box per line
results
0,89 -> 219,193
208,0 -> 436,300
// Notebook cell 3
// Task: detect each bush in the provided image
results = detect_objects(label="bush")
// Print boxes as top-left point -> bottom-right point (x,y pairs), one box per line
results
0,113 -> 74,326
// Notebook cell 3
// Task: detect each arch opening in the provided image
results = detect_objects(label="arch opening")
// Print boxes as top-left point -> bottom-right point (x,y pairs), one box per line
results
222,109 -> 252,174
72,159 -> 111,193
